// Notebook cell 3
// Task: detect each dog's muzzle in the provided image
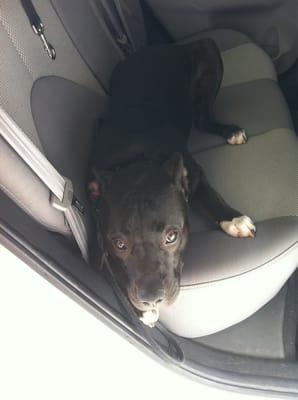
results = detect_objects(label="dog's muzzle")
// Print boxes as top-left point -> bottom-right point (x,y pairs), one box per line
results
128,274 -> 180,313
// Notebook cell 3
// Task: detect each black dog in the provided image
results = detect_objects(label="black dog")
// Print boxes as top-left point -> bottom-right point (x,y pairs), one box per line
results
90,39 -> 256,327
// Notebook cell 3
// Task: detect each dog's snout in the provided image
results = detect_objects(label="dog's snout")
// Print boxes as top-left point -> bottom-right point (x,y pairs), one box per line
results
137,283 -> 165,306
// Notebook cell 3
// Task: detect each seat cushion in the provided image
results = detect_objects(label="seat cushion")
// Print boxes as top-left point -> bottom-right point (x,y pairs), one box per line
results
189,82 -> 293,152
193,128 -> 298,222
179,28 -> 251,51
160,218 -> 298,337
180,29 -> 277,85
185,29 -> 291,151
159,29 -> 298,337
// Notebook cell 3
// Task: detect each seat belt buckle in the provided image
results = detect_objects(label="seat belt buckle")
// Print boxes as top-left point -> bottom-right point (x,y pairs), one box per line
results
116,33 -> 133,55
50,177 -> 85,215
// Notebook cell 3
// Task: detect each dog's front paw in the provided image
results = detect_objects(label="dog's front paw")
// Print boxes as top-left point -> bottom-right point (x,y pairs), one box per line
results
140,309 -> 159,328
220,216 -> 256,238
227,129 -> 247,145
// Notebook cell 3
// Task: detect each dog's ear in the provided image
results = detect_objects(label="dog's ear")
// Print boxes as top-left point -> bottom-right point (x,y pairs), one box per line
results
162,153 -> 189,200
88,169 -> 112,202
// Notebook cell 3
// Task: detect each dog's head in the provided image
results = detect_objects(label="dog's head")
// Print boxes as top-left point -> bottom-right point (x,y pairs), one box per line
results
89,153 -> 189,314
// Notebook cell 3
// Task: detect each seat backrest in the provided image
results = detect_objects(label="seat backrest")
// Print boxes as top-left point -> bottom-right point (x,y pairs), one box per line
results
0,0 -> 128,244
50,0 -> 147,86
0,0 -> 150,254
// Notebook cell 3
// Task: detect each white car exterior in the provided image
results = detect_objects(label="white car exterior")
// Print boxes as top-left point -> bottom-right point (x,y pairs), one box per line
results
0,245 -> 274,400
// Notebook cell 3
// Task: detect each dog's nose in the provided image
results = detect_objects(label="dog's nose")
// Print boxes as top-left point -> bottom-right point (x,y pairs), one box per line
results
137,286 -> 165,306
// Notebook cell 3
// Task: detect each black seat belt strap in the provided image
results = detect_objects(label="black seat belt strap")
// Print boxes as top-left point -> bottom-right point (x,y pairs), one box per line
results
99,0 -> 135,55
20,0 -> 56,60
113,0 -> 137,52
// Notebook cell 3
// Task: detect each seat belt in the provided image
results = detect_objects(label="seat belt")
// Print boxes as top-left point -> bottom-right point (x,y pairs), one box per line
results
20,0 -> 56,60
97,0 -> 136,55
0,107 -> 89,262
112,0 -> 137,51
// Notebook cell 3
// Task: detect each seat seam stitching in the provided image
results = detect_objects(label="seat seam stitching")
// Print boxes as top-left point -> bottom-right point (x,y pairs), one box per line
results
191,127 -> 296,155
221,77 -> 277,91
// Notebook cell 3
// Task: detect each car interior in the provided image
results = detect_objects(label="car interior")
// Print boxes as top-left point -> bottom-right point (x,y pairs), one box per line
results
0,0 -> 297,395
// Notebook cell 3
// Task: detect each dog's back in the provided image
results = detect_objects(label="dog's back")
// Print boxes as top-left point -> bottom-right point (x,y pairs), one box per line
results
93,44 -> 196,171
110,45 -> 192,117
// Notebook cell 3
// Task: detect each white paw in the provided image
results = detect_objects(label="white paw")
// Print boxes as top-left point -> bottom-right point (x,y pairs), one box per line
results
227,129 -> 247,145
220,216 -> 256,238
140,309 -> 159,328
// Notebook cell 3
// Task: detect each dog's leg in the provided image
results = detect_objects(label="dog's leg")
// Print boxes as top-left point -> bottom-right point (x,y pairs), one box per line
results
193,177 -> 256,237
189,39 -> 247,145
184,154 -> 256,237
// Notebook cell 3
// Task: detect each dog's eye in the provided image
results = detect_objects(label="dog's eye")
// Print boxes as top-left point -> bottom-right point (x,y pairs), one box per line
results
165,229 -> 178,245
113,239 -> 127,251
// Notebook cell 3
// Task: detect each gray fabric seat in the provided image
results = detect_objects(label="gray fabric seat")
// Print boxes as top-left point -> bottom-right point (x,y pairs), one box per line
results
159,29 -> 298,337
0,1 -> 297,339
0,0 -> 114,245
